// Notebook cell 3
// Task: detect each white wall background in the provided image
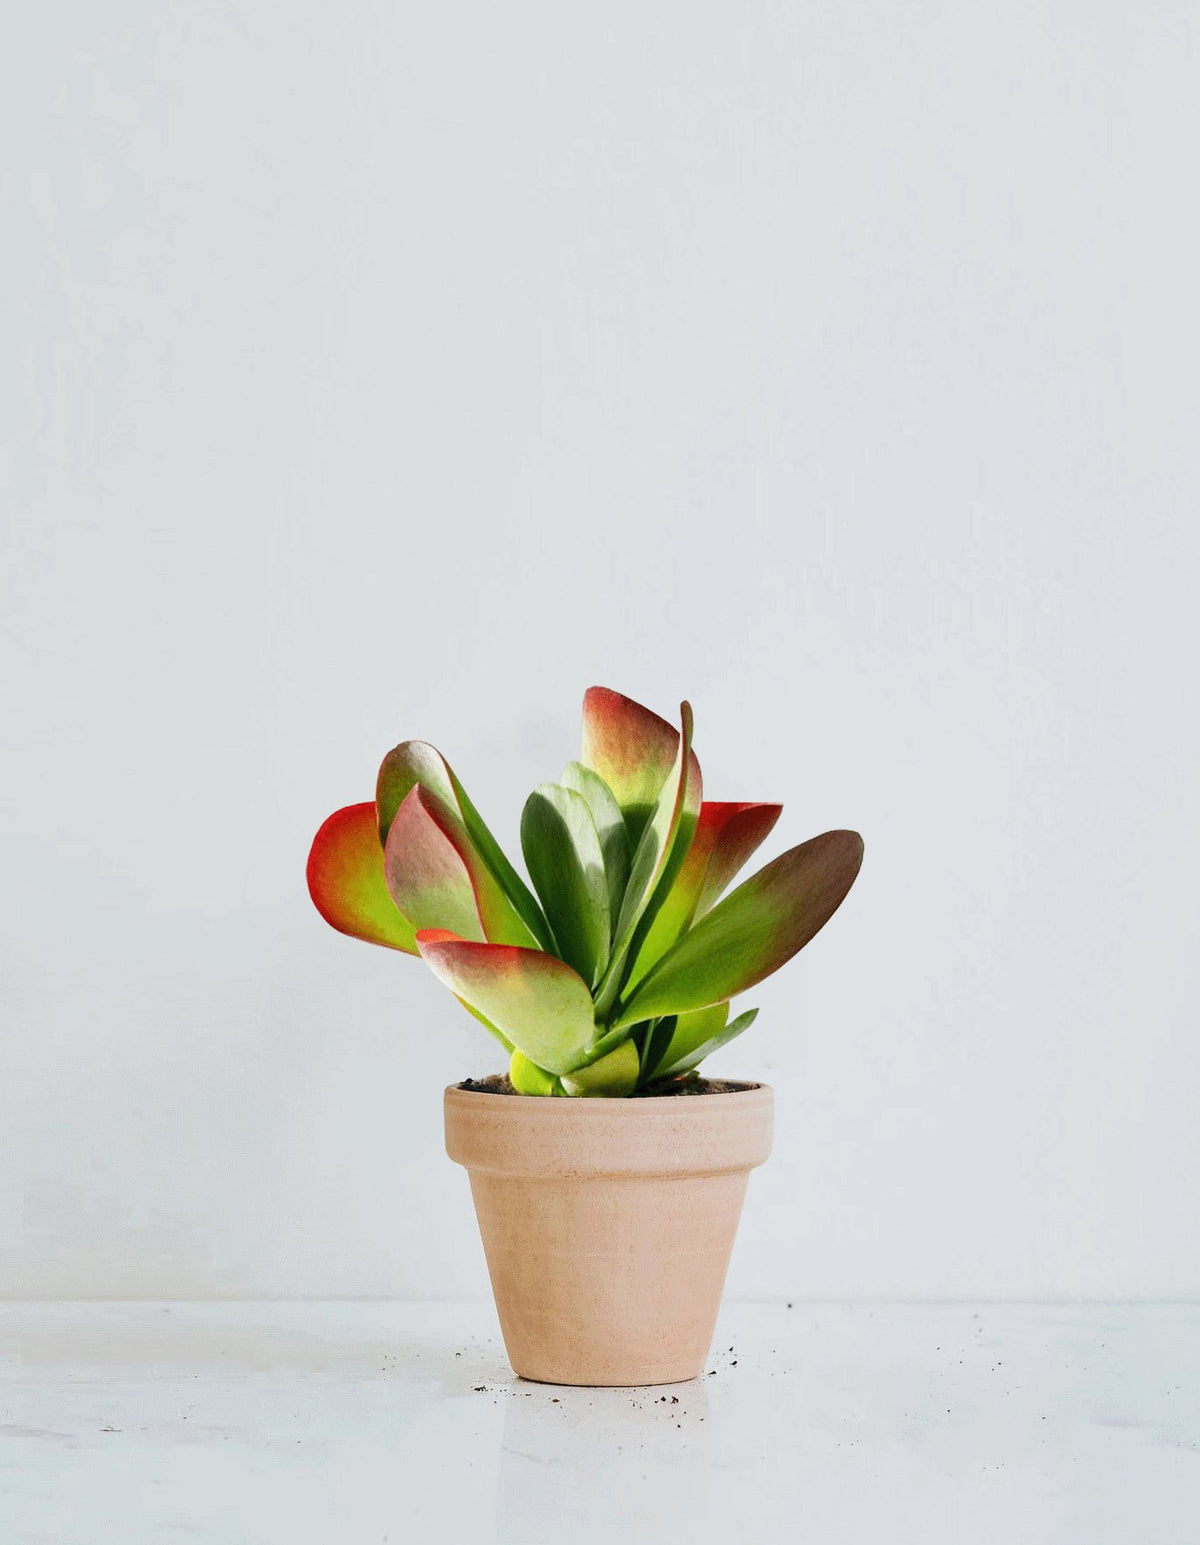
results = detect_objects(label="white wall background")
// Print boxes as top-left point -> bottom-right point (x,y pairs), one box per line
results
3,0 -> 1198,1302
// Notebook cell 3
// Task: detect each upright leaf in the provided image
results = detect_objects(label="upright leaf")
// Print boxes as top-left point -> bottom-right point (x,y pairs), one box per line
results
593,702 -> 701,1020
520,783 -> 610,987
377,741 -> 552,950
450,773 -> 555,951
383,785 -> 487,941
627,801 -> 782,986
560,761 -> 630,928
416,930 -> 598,1075
615,829 -> 865,1025
307,803 -> 418,954
692,802 -> 784,916
376,740 -> 459,839
581,687 -> 701,847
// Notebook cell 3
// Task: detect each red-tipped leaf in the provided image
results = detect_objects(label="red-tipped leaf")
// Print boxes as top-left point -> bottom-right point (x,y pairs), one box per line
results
416,930 -> 598,1075
307,803 -> 418,954
615,829 -> 864,1025
383,786 -> 487,942
626,800 -> 782,985
581,687 -> 702,846
593,701 -> 701,1018
377,740 -> 551,950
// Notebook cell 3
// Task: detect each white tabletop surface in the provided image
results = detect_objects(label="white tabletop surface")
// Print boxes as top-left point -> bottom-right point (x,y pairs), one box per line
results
1,1300 -> 1197,1544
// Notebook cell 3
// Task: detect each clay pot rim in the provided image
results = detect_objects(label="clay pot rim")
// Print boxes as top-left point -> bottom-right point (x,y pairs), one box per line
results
445,1080 -> 774,1179
446,1079 -> 771,1112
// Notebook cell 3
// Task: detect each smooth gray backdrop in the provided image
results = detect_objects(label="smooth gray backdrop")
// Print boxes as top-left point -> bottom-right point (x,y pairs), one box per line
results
3,1 -> 1197,1299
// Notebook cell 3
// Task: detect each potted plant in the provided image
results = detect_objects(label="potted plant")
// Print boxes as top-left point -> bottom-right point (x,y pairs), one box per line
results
307,687 -> 863,1386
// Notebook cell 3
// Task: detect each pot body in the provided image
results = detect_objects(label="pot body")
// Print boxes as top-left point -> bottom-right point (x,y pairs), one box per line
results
444,1083 -> 773,1386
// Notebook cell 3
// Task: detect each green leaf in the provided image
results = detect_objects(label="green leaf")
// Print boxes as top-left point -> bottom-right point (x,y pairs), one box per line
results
416,929 -> 597,1076
593,702 -> 701,1020
638,1015 -> 678,1084
615,829 -> 865,1025
627,801 -> 782,987
383,785 -> 487,941
692,803 -> 784,917
581,687 -> 701,848
377,740 -> 458,838
641,1002 -> 726,1082
456,995 -> 514,1053
560,1038 -> 640,1097
652,1008 -> 760,1081
306,803 -> 418,954
509,1049 -> 560,1096
520,784 -> 610,987
451,772 -> 556,952
560,761 -> 631,929
377,741 -> 552,950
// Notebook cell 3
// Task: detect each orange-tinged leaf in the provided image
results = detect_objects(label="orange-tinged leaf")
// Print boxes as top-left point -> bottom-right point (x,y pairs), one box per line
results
581,687 -> 702,847
307,803 -> 418,954
383,786 -> 487,942
627,801 -> 782,985
377,740 -> 551,949
593,702 -> 701,1019
416,930 -> 597,1075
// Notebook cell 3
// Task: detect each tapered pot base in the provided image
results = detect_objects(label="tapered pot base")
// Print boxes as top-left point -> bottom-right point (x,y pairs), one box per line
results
445,1082 -> 773,1387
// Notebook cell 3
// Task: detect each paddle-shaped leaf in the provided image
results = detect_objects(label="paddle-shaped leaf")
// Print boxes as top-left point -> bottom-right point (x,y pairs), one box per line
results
520,784 -> 610,987
377,740 -> 458,838
615,830 -> 864,1025
692,802 -> 784,915
627,800 -> 782,987
383,785 -> 487,941
416,930 -> 597,1075
307,803 -> 417,954
581,687 -> 702,847
377,741 -> 551,950
509,1049 -> 560,1096
457,996 -> 514,1053
561,1038 -> 640,1097
560,761 -> 630,929
592,702 -> 701,1020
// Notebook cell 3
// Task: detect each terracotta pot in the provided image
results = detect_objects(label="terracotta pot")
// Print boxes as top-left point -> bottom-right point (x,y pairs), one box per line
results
444,1082 -> 773,1386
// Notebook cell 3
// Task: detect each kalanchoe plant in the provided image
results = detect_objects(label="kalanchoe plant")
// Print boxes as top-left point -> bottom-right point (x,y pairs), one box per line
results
307,688 -> 863,1097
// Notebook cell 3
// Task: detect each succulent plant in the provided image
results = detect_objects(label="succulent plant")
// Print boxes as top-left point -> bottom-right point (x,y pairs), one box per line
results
307,687 -> 863,1096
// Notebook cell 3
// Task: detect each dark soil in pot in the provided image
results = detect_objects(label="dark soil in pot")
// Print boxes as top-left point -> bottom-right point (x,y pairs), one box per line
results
458,1074 -> 759,1097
